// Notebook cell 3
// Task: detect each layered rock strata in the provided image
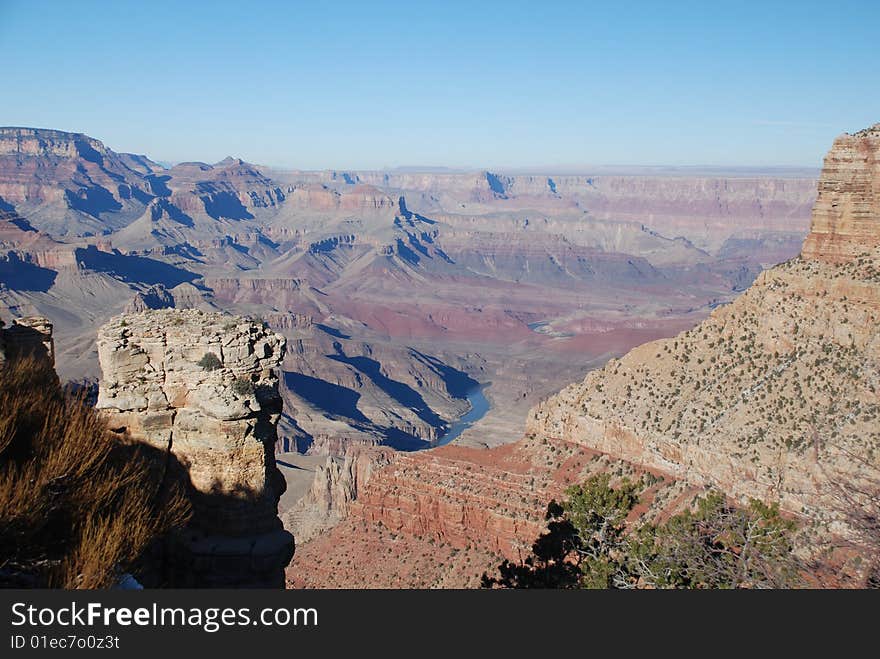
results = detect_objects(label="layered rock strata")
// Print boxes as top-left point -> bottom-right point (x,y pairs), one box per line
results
802,124 -> 880,262
289,126 -> 879,587
289,436 -> 700,588
96,309 -> 293,587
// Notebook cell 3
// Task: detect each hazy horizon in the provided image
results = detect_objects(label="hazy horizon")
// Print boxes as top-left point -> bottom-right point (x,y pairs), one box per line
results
1,0 -> 877,169
0,124 -> 826,176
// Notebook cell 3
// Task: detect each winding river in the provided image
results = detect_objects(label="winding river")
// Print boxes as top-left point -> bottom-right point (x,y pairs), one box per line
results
433,385 -> 491,447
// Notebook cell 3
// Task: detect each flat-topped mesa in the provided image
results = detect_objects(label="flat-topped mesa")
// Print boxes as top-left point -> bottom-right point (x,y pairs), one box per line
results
801,123 -> 880,262
96,309 -> 293,587
0,126 -> 110,159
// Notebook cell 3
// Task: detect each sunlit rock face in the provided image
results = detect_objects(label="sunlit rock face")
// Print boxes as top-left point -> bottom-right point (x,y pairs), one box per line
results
528,124 -> 880,524
96,308 -> 294,587
802,124 -> 880,263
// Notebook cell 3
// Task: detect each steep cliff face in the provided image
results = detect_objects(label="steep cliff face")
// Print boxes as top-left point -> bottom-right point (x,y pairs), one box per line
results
0,127 -> 156,236
528,125 -> 880,524
283,445 -> 393,544
288,436 -> 701,588
96,309 -> 294,587
801,124 -> 880,262
0,127 -> 156,167
0,208 -> 81,276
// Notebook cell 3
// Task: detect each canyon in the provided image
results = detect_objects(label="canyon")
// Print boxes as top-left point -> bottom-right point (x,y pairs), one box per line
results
3,124 -> 851,588
288,124 -> 880,588
0,126 -> 817,461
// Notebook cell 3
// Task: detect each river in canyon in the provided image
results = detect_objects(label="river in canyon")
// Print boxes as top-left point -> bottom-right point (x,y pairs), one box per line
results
434,385 -> 491,447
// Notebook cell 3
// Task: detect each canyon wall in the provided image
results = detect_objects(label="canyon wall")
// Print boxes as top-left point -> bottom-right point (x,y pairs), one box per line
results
528,125 -> 880,524
289,126 -> 878,587
0,127 -> 156,237
288,436 -> 701,588
96,309 -> 294,587
276,168 -> 816,253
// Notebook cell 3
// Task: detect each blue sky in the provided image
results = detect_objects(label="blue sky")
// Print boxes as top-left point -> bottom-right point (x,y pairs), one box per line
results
0,0 -> 877,169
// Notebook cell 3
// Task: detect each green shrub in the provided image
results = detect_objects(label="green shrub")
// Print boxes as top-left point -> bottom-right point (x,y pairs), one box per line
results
482,475 -> 804,590
232,377 -> 255,396
197,352 -> 222,371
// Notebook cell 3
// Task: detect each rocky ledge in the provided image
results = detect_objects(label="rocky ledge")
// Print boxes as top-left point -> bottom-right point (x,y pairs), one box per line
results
96,309 -> 293,587
0,315 -> 54,366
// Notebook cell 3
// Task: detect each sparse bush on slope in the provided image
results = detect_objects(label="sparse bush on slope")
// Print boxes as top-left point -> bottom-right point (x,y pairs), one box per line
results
197,352 -> 222,371
0,357 -> 190,588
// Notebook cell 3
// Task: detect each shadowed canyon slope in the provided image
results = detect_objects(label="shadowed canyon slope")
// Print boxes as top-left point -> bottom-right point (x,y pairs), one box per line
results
0,126 -> 818,458
289,124 -> 880,588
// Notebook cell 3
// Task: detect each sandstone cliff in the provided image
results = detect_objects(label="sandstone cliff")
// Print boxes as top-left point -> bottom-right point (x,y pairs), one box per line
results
96,309 -> 294,587
801,124 -> 880,262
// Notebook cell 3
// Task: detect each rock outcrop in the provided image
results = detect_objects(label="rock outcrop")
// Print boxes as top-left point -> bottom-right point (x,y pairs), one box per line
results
0,316 -> 54,365
283,445 -> 393,544
124,284 -> 176,313
802,124 -> 880,262
528,125 -> 880,525
122,282 -> 217,314
96,309 -> 293,587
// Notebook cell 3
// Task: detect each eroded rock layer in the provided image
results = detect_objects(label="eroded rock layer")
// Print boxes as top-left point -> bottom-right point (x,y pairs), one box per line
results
1,126 -> 820,451
288,437 -> 700,588
802,124 -> 880,262
96,309 -> 294,587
